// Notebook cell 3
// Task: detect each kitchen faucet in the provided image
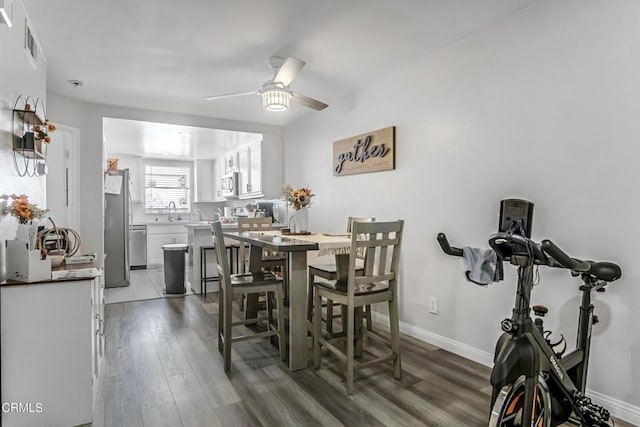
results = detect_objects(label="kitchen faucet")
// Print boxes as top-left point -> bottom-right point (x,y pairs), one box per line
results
168,201 -> 177,222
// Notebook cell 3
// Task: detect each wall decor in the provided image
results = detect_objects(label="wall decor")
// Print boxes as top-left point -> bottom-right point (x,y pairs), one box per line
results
333,126 -> 395,176
12,96 -> 51,177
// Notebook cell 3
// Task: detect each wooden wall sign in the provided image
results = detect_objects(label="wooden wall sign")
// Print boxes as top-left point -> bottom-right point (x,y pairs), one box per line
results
333,126 -> 395,176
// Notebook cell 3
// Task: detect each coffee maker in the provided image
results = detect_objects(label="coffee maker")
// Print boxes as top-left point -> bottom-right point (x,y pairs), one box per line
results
256,202 -> 274,223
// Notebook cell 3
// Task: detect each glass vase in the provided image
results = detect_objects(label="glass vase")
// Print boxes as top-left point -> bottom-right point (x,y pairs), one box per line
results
293,207 -> 309,232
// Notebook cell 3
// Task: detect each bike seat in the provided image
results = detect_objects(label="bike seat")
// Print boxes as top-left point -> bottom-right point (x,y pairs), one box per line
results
532,305 -> 548,316
587,261 -> 622,282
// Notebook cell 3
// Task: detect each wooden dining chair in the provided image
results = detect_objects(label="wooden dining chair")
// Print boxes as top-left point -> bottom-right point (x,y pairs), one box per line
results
237,217 -> 286,274
307,217 -> 375,334
313,220 -> 404,394
236,217 -> 289,315
211,221 -> 286,372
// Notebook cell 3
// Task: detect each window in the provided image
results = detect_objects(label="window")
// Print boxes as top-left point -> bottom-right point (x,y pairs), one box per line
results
144,163 -> 191,214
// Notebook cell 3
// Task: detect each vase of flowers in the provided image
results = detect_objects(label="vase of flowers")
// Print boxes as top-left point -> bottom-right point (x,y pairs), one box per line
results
8,194 -> 49,249
283,184 -> 314,232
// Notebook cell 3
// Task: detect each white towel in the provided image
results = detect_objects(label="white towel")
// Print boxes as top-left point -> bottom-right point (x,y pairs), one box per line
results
462,247 -> 501,285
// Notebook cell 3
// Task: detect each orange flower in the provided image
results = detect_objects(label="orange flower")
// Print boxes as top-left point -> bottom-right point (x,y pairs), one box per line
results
8,194 -> 49,224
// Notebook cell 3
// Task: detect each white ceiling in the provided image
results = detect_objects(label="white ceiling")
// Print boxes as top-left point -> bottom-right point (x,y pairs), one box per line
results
22,0 -> 537,127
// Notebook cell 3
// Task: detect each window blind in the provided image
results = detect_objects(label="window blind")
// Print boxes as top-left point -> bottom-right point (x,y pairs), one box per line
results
144,164 -> 191,213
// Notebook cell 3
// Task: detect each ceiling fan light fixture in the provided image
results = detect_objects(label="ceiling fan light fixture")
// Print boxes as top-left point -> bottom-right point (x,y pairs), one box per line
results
262,88 -> 290,112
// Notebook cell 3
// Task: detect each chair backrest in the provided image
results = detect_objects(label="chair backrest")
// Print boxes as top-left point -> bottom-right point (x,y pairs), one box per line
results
211,221 -> 231,293
346,216 -> 375,233
347,220 -> 404,296
237,217 -> 275,272
238,217 -> 273,231
347,217 -> 375,261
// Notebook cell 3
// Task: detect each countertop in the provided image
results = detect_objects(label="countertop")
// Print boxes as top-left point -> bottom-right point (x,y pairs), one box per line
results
1,260 -> 103,287
132,220 -> 212,226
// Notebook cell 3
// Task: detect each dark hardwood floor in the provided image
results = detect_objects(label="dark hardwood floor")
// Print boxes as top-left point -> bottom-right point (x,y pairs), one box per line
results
91,294 -> 634,427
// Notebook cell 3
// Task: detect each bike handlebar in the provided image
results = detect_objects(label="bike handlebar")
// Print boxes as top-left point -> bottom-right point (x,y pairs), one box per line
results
437,233 -> 463,257
438,231 -> 621,282
540,239 -> 591,272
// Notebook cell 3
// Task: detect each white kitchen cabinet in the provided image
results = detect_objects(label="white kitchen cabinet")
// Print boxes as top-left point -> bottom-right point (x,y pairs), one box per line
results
238,140 -> 265,199
1,273 -> 104,427
116,155 -> 143,202
147,224 -> 188,265
224,152 -> 239,173
213,158 -> 227,202
92,274 -> 105,401
249,141 -> 262,196
237,146 -> 251,198
220,135 -> 282,200
194,159 -> 215,202
147,233 -> 177,265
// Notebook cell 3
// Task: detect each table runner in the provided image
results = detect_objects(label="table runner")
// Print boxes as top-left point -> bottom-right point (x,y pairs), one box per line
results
258,230 -> 351,257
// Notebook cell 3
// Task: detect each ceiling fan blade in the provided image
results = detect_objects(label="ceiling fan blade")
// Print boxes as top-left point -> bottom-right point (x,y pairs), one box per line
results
274,57 -> 305,86
291,92 -> 329,111
203,90 -> 259,101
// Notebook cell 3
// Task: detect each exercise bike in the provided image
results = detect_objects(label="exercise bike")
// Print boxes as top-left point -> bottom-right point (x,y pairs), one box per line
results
437,199 -> 622,427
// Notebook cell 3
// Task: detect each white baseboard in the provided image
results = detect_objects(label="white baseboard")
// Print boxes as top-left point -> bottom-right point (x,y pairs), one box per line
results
371,312 -> 640,426
587,389 -> 640,426
371,311 -> 494,367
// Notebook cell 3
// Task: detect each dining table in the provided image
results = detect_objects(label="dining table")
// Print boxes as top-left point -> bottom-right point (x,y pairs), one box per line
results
222,230 -> 352,371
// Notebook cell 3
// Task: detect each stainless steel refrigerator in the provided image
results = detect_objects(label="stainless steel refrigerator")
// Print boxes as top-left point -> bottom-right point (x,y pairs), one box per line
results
104,169 -> 130,287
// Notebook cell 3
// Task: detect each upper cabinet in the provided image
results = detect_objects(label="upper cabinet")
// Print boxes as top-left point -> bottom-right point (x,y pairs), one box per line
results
194,159 -> 215,202
229,137 -> 282,200
238,142 -> 262,199
224,152 -> 239,173
237,146 -> 251,198
249,141 -> 262,197
115,155 -> 143,202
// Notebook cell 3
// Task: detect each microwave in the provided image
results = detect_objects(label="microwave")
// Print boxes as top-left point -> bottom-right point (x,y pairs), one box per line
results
220,171 -> 238,198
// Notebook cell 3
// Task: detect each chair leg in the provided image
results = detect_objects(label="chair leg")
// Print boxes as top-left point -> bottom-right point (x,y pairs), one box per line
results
346,304 -> 355,395
326,299 -> 334,334
275,286 -> 286,361
313,288 -> 322,369
388,298 -> 402,379
223,290 -> 233,372
365,304 -> 373,331
217,286 -> 224,354
283,258 -> 289,303
307,270 -> 314,322
267,291 -> 276,346
354,306 -> 364,359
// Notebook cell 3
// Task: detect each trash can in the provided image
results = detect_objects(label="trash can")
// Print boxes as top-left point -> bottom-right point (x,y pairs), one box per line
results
162,243 -> 188,294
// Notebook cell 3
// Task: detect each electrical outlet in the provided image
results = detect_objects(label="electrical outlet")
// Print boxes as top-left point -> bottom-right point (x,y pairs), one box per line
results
429,297 -> 439,314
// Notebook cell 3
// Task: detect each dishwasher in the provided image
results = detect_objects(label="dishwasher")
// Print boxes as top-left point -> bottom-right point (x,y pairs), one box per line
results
129,224 -> 147,269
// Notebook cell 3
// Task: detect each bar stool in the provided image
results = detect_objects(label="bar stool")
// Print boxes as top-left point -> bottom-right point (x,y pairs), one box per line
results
200,245 -> 240,297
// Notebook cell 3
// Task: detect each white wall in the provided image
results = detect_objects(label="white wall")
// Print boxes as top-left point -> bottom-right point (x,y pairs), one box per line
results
47,92 -> 283,259
284,0 -> 640,413
0,1 -> 47,280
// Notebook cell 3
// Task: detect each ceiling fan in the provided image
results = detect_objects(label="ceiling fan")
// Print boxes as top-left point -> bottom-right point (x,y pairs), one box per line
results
203,56 -> 328,112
